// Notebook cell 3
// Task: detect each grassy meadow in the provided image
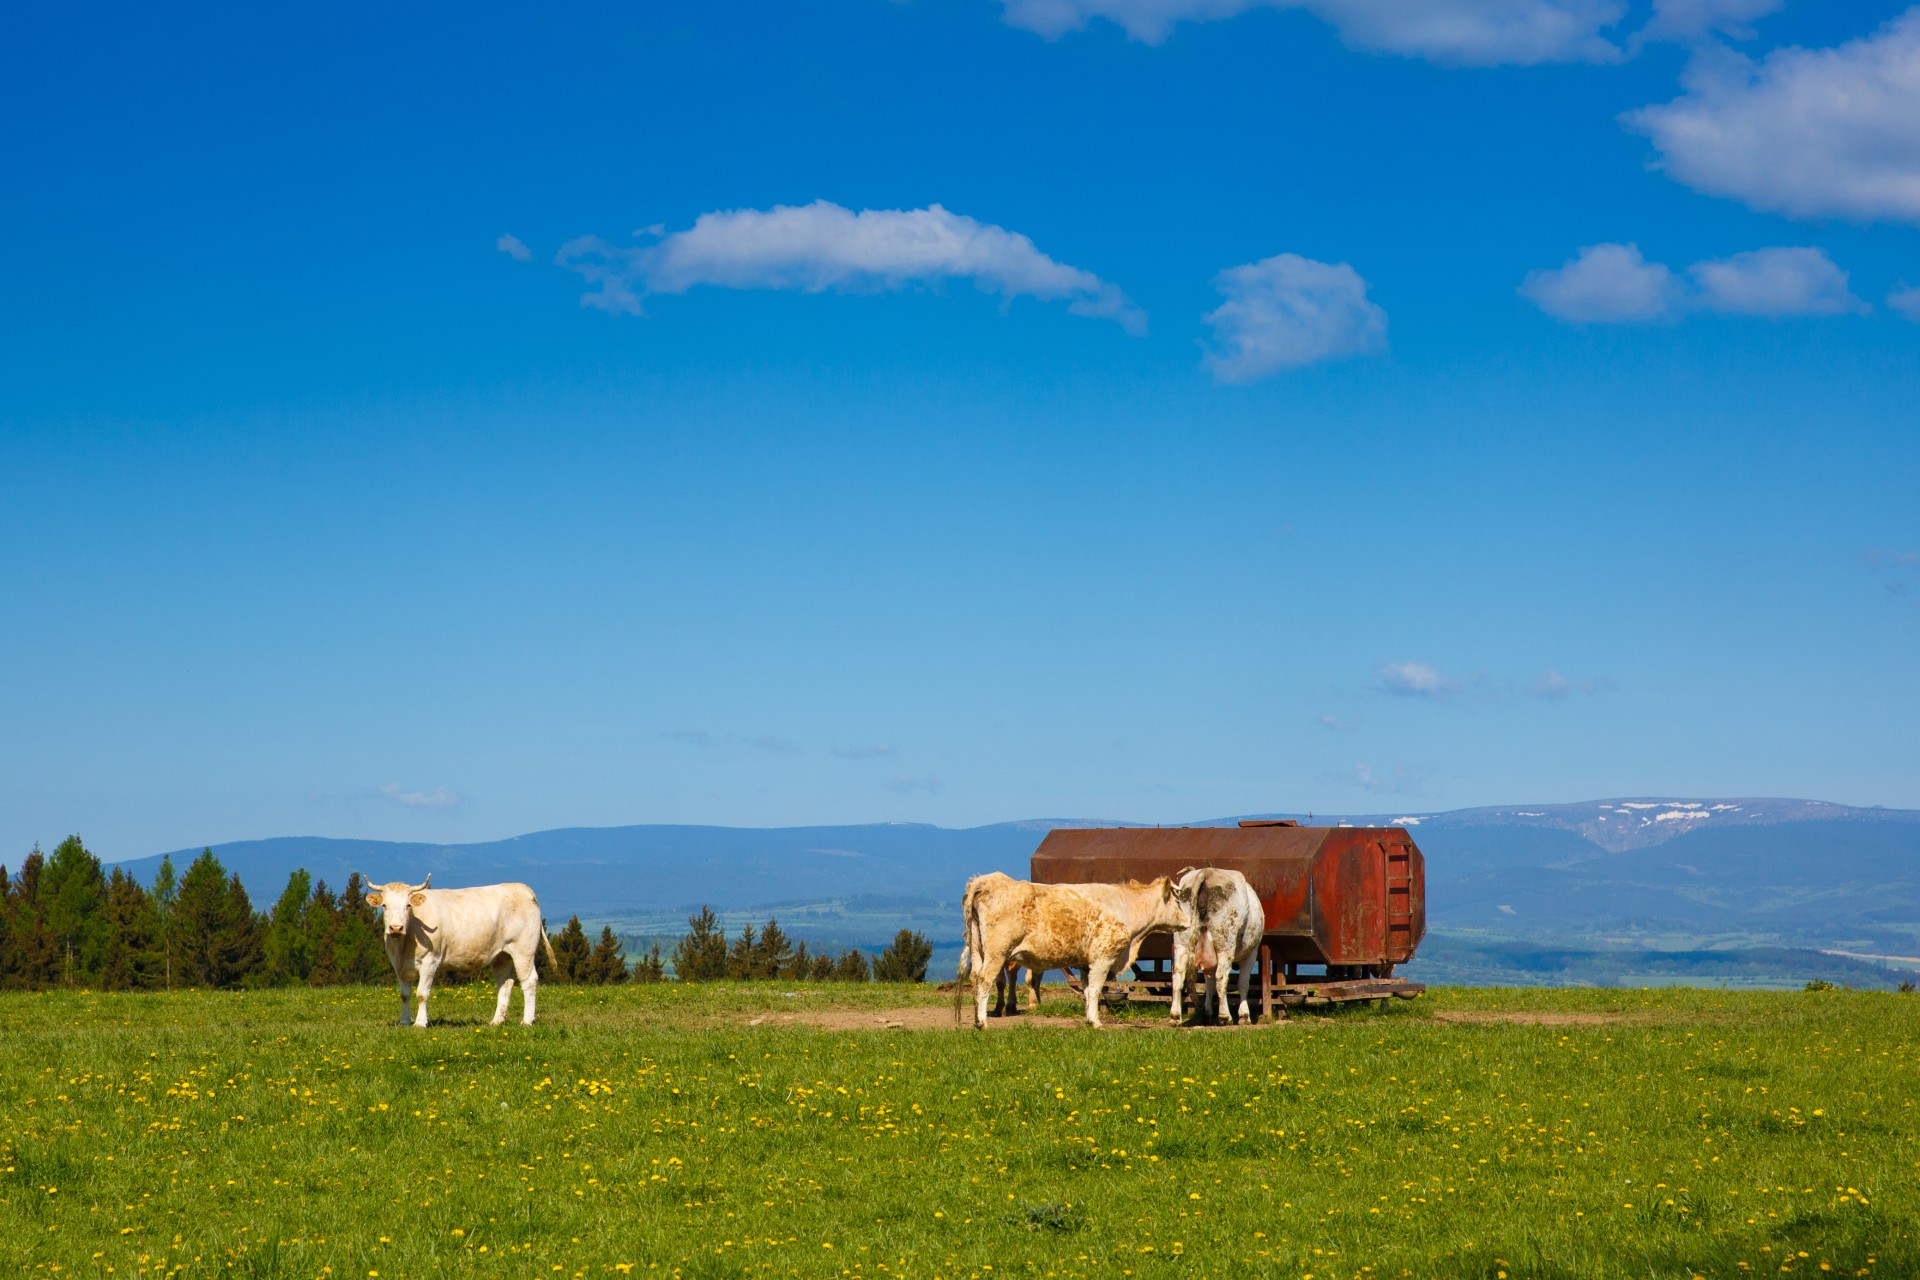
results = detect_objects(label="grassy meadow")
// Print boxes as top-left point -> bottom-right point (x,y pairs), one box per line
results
0,981 -> 1913,1279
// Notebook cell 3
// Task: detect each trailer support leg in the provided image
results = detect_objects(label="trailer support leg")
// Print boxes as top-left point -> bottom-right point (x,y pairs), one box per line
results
1260,944 -> 1273,1024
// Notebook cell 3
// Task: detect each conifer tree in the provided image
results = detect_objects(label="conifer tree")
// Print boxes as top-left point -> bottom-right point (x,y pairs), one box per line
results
630,941 -> 666,983
171,851 -> 261,989
788,939 -> 812,980
0,863 -> 12,984
304,880 -> 341,985
584,926 -> 628,984
751,919 -> 793,979
725,922 -> 759,979
258,870 -> 313,987
6,850 -> 58,988
41,835 -> 108,986
833,949 -> 870,982
332,873 -> 389,984
552,915 -> 591,983
873,929 -> 933,983
670,906 -> 729,981
811,950 -> 835,981
99,868 -> 163,991
151,854 -> 178,990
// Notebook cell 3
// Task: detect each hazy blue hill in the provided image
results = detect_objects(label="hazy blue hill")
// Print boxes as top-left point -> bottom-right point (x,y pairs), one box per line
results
108,799 -> 1920,987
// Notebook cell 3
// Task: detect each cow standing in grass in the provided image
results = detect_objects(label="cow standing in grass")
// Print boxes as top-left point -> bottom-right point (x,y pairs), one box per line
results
956,871 -> 1194,1029
365,876 -> 558,1027
1170,866 -> 1266,1026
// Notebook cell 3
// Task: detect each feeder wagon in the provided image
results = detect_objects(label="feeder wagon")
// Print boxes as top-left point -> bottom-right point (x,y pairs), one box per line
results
1029,820 -> 1427,1015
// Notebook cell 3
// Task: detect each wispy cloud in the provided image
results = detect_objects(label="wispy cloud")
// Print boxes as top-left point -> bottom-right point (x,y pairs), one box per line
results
741,734 -> 802,755
1622,11 -> 1920,225
1635,0 -> 1779,46
495,233 -> 533,262
1522,243 -> 1866,323
998,0 -> 1627,67
1202,253 -> 1386,382
882,773 -> 941,794
1317,713 -> 1357,732
1345,762 -> 1433,795
376,783 -> 459,811
1890,286 -> 1920,322
1528,669 -> 1617,699
555,200 -> 1143,333
831,741 -> 899,760
1375,660 -> 1459,699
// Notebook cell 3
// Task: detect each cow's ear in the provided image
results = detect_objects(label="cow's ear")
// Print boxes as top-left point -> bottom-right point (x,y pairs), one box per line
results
408,891 -> 427,907
365,891 -> 385,907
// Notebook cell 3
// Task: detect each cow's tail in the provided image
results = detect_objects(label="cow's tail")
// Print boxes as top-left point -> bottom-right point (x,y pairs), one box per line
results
952,879 -> 981,1025
540,921 -> 558,974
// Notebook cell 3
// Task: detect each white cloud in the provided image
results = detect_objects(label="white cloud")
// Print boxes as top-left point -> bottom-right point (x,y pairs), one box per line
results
495,233 -> 533,262
1202,253 -> 1386,382
1519,242 -> 1680,323
1317,713 -> 1357,732
1622,11 -> 1920,224
999,0 -> 1626,66
1687,247 -> 1868,317
1890,285 -> 1920,320
1529,669 -> 1616,699
556,200 -> 1144,333
1522,243 -> 1866,322
1637,0 -> 1779,44
1375,660 -> 1454,698
376,783 -> 459,811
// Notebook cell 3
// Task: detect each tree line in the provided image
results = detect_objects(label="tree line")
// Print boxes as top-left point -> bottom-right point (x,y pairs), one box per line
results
1,835 -> 933,990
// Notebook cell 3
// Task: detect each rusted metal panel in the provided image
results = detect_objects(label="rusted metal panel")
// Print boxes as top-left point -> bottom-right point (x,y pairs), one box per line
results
1030,823 -> 1426,971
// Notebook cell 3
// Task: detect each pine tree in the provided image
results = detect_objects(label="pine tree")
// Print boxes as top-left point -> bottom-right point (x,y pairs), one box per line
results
99,868 -> 163,990
0,863 -> 12,984
788,939 -> 812,980
670,906 -> 729,981
725,922 -> 760,980
872,930 -> 933,983
332,873 -> 389,985
630,942 -> 666,983
810,950 -> 835,981
584,926 -> 628,984
258,870 -> 313,987
6,850 -> 58,988
151,854 -> 178,990
552,916 -> 591,983
833,949 -> 870,982
41,835 -> 109,986
170,851 -> 261,988
751,919 -> 793,979
304,880 -> 341,986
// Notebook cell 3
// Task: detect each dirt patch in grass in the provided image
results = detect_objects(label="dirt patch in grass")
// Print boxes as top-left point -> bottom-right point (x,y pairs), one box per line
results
1432,1009 -> 1635,1026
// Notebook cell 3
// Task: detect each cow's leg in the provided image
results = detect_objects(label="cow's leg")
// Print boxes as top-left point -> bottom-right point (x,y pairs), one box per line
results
1026,967 -> 1042,1013
393,971 -> 412,1027
1169,939 -> 1190,1024
1202,969 -> 1221,1026
412,956 -> 440,1028
512,950 -> 540,1025
972,949 -> 1003,1029
1082,958 -> 1113,1029
490,955 -> 515,1025
1233,956 -> 1254,1025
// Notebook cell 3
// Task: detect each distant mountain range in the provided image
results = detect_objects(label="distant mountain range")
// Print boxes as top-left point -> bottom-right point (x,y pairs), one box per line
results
111,798 -> 1920,989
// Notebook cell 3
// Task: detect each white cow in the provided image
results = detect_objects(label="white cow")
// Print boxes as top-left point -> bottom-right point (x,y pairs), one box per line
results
365,875 -> 557,1027
956,872 -> 1194,1029
1170,866 -> 1266,1026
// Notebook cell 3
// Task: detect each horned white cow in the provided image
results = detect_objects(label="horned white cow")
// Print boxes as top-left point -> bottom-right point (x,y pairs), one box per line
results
365,875 -> 557,1027
1170,866 -> 1266,1026
956,871 -> 1194,1029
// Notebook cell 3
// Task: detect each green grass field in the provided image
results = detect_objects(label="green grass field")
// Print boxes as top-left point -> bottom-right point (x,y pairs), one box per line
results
1,981 -> 1913,1279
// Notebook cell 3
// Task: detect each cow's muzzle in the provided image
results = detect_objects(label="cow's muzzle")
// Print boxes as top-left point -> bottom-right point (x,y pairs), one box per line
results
387,926 -> 406,935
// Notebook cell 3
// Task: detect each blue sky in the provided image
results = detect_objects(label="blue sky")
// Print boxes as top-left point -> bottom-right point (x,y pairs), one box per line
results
4,0 -> 1918,859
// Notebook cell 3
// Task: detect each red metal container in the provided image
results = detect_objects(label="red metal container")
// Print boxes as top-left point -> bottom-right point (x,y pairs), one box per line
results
1029,820 -> 1425,976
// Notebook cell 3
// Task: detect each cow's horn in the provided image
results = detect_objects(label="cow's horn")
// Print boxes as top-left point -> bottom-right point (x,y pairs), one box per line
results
416,873 -> 432,891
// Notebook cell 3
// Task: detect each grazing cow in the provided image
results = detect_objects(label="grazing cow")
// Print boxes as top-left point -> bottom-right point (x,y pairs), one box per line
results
364,875 -> 557,1028
1170,867 -> 1266,1026
956,871 -> 1194,1029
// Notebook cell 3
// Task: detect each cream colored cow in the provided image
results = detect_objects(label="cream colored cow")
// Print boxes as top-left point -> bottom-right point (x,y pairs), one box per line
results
956,871 -> 1193,1029
364,876 -> 557,1027
1169,866 -> 1266,1026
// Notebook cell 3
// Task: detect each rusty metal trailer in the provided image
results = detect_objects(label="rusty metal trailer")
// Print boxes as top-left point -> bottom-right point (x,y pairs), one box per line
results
1029,820 -> 1427,1016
